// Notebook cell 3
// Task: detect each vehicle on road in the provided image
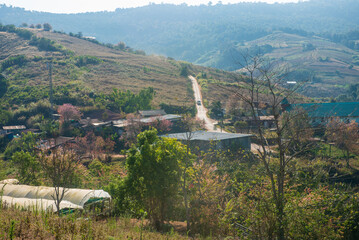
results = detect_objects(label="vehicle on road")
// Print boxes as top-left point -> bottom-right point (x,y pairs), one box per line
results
197,100 -> 201,105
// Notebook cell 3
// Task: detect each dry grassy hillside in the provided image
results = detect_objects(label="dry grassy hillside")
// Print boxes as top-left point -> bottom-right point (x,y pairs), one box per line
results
0,30 -> 195,107
244,32 -> 359,98
0,29 -> 249,110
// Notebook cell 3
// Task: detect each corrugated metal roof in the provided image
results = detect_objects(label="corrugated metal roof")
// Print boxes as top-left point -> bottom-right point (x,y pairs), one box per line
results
113,114 -> 181,128
140,114 -> 182,124
139,109 -> 166,117
3,125 -> 26,130
162,131 -> 252,141
292,102 -> 359,118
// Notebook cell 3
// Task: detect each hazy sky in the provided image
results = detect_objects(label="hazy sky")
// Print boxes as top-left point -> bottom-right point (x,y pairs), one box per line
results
0,0 -> 301,13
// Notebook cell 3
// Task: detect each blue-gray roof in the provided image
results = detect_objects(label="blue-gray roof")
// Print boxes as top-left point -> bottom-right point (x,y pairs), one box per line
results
139,109 -> 166,117
291,102 -> 359,118
140,114 -> 182,123
162,131 -> 252,141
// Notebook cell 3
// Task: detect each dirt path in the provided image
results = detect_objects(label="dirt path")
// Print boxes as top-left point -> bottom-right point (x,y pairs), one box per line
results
189,76 -> 264,153
189,76 -> 221,132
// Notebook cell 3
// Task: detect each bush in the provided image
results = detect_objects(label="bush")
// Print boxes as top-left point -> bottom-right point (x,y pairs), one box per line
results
75,55 -> 102,67
43,23 -> 52,31
4,132 -> 38,160
29,36 -> 62,52
1,55 -> 27,71
159,103 -> 196,116
0,75 -> 8,98
234,121 -> 248,133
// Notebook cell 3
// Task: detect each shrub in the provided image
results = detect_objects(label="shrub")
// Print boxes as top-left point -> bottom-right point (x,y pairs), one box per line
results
1,55 -> 27,71
75,55 -> 102,67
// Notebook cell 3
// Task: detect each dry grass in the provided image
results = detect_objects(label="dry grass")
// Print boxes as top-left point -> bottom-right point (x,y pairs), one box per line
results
0,207 -> 191,240
0,31 -> 194,107
0,30 -> 276,108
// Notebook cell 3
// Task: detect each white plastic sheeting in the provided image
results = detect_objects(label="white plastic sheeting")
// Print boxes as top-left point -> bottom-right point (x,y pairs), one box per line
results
0,179 -> 19,184
1,196 -> 83,212
0,183 -> 111,213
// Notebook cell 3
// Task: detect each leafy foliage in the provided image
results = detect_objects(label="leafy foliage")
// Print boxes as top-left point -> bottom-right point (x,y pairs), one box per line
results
97,87 -> 154,113
114,129 -> 186,230
75,55 -> 102,67
0,55 -> 27,71
4,132 -> 38,160
11,151 -> 40,185
29,36 -> 62,52
0,74 -> 8,98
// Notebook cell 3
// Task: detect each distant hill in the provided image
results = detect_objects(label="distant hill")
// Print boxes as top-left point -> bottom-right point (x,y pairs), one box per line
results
1,0 -> 359,98
197,32 -> 359,98
0,0 -> 359,62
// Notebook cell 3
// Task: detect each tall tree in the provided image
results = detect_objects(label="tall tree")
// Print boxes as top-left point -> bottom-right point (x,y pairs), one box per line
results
124,129 -> 186,230
225,53 -> 311,239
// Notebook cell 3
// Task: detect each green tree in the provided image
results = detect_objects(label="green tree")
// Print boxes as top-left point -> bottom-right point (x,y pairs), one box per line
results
180,63 -> 189,77
0,109 -> 11,126
43,23 -> 52,31
234,120 -> 248,133
210,100 -> 223,119
124,129 -> 185,230
11,151 -> 40,185
0,74 -> 8,98
4,132 -> 37,160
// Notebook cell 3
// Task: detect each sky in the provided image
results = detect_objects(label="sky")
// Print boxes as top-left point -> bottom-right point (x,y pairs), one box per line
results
0,0 -> 301,14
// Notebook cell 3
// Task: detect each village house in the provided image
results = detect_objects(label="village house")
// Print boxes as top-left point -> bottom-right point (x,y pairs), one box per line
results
2,125 -> 26,134
112,110 -> 182,134
162,131 -> 252,152
36,136 -> 75,151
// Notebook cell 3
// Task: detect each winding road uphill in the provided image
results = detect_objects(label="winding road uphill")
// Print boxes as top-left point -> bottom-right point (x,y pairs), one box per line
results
189,76 -> 221,132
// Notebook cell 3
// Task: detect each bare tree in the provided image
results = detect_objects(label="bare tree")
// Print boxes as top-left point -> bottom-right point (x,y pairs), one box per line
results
39,147 -> 80,215
226,53 -> 311,239
74,132 -> 115,161
326,118 -> 359,167
120,113 -> 143,147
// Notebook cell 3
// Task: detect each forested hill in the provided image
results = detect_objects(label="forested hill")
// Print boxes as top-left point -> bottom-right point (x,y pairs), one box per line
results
0,0 -> 359,64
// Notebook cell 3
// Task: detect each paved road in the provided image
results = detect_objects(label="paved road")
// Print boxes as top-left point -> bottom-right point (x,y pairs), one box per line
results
189,76 -> 220,132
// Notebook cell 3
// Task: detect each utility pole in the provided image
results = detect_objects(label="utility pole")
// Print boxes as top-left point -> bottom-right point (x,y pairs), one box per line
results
47,61 -> 54,120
